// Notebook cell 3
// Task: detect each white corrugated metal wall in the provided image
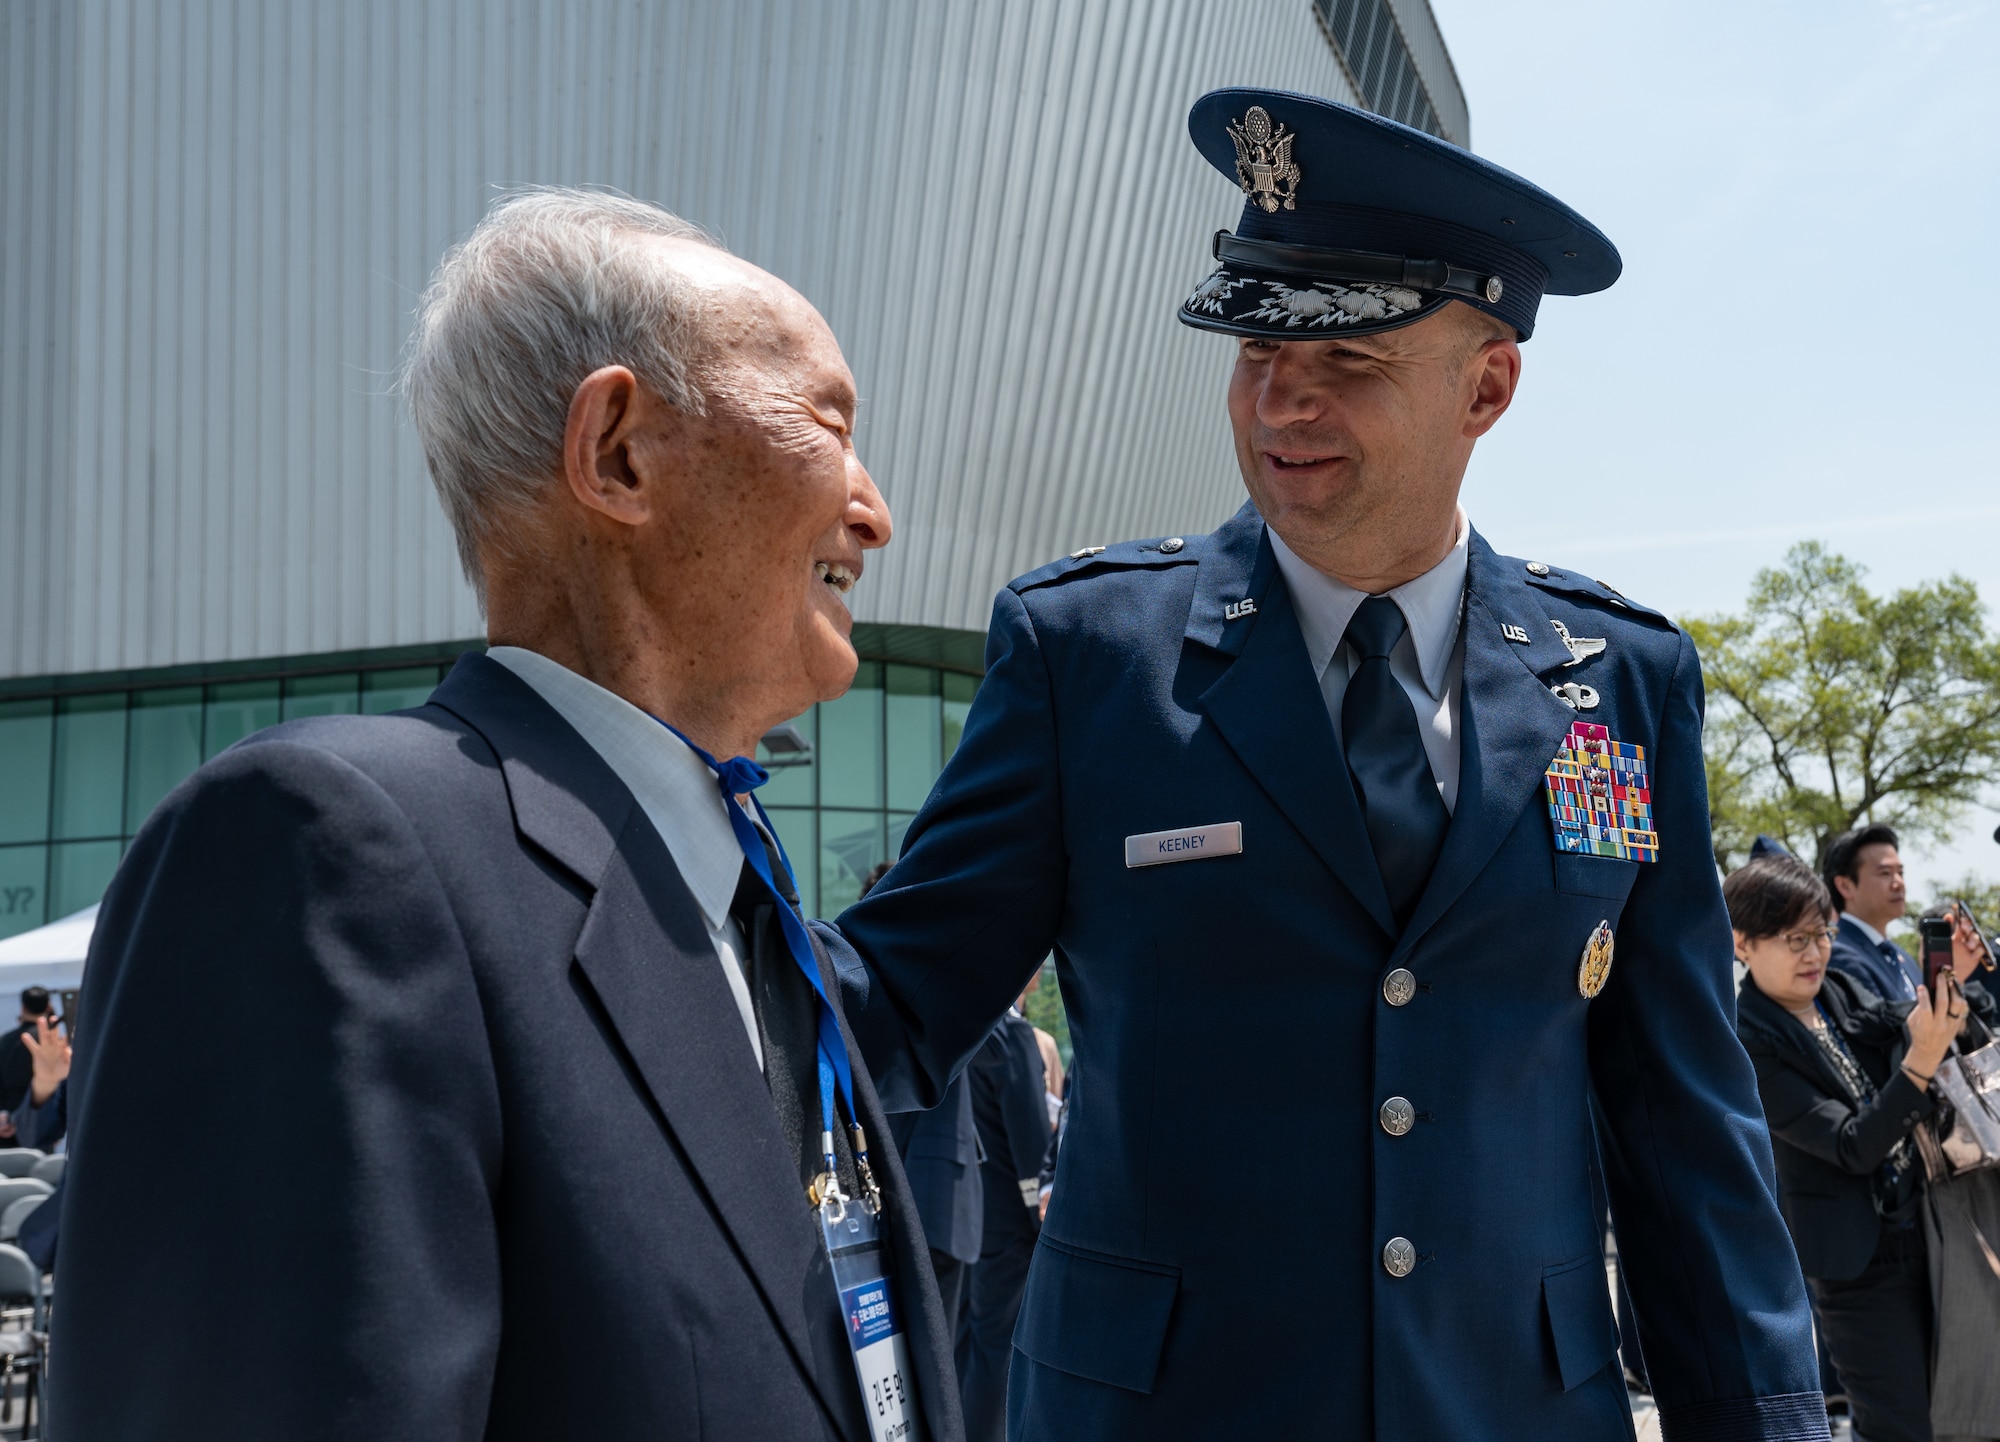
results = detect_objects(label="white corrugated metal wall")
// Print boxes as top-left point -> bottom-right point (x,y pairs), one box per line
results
1382,0 -> 1468,148
1,0 -> 1465,680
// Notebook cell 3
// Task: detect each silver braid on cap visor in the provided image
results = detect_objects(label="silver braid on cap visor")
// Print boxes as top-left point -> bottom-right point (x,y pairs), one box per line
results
1186,271 -> 1437,329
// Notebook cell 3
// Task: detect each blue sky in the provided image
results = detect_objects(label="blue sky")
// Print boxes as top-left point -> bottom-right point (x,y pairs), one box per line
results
1427,0 -> 2000,891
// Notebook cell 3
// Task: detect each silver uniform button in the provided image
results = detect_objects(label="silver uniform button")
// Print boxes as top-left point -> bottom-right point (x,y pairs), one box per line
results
1379,1096 -> 1415,1136
1382,968 -> 1417,1006
1382,1237 -> 1416,1278
1159,536 -> 1185,553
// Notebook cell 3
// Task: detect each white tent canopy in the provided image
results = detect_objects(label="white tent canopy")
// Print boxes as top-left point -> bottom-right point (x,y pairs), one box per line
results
0,905 -> 96,999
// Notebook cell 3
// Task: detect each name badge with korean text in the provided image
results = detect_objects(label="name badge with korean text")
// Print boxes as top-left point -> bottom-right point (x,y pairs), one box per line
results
1124,821 -> 1243,869
820,1196 -> 924,1442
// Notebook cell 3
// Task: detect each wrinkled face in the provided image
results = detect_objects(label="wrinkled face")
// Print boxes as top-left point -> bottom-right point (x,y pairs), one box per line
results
1837,843 -> 1906,927
636,249 -> 891,716
1225,303 -> 1502,558
1737,909 -> 1837,1010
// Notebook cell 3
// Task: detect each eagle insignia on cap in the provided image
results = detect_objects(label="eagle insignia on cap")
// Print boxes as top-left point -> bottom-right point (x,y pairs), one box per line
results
1226,106 -> 1300,213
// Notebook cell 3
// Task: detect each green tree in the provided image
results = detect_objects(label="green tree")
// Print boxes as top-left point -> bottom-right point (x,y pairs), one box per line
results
1683,542 -> 2000,873
1020,959 -> 1072,1069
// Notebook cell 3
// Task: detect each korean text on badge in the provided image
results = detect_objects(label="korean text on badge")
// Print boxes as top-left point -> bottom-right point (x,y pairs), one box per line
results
1544,721 -> 1658,862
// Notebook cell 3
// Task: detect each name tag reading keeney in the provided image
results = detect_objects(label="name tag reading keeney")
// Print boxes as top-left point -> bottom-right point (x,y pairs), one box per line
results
1124,822 -> 1243,868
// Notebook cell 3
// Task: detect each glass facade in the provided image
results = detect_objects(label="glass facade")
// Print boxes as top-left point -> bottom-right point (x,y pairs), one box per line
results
759,662 -> 980,918
0,647 -> 981,940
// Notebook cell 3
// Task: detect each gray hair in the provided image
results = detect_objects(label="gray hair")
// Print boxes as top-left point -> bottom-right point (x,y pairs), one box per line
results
402,187 -> 722,598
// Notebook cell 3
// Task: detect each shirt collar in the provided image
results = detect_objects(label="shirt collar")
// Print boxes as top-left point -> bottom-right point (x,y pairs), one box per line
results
486,646 -> 747,934
1267,512 -> 1470,699
1841,912 -> 1887,948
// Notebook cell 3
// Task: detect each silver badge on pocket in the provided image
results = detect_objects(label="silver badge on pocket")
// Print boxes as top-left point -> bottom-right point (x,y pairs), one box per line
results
1124,822 -> 1243,868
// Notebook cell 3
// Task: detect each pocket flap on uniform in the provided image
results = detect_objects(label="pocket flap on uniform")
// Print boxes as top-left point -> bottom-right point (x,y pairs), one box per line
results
1013,1236 -> 1180,1394
1552,852 -> 1640,902
1542,1254 -> 1618,1392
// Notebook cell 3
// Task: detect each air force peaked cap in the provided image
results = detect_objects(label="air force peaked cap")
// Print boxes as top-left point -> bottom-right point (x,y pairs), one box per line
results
1179,88 -> 1620,342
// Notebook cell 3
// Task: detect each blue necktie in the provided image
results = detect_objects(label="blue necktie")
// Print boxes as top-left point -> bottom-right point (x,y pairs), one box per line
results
1880,940 -> 1919,1000
1342,596 -> 1449,927
657,719 -> 880,1209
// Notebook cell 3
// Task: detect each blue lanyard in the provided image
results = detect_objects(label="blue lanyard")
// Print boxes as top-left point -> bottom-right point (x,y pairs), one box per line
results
656,718 -> 879,1211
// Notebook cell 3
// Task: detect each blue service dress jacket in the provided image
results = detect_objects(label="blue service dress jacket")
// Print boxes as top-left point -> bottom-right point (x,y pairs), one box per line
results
818,501 -> 1824,1441
57,655 -> 962,1442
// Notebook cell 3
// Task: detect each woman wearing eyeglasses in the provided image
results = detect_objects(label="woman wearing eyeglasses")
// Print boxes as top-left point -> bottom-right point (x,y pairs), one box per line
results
1729,854 -> 1989,1442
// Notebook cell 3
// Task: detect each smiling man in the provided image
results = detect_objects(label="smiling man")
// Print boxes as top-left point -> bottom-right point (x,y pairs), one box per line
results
817,92 -> 1825,1439
57,189 -> 960,1442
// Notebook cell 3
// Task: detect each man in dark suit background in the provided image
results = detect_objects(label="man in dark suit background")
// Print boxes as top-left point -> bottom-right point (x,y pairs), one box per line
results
889,1077 -> 982,1325
57,188 -> 959,1441
957,1001 -> 1051,1442
1823,825 -> 1922,1003
0,987 -> 51,1144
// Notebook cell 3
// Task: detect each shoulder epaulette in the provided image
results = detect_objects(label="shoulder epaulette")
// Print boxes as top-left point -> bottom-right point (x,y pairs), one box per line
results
1012,535 -> 1199,594
1516,558 -> 1674,628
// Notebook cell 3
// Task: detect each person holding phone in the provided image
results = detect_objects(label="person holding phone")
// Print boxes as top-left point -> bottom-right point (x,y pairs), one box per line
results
1730,854 -> 1987,1442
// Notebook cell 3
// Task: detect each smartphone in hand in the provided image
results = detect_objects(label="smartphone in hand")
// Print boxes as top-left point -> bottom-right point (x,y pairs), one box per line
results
1920,916 -> 1956,991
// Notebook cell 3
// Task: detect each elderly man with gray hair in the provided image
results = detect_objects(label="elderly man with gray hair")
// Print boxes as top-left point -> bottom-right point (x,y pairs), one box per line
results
57,188 -> 961,1442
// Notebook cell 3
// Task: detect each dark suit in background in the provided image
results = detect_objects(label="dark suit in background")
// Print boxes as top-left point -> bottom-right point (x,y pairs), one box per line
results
958,1011 -> 1049,1442
890,1073 -> 983,1323
0,1022 -> 33,1137
56,656 -> 959,1441
1828,913 -> 1921,1004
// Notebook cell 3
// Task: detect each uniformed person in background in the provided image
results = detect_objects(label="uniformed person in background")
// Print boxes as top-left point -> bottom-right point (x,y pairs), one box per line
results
816,89 -> 1823,1440
956,989 -> 1054,1442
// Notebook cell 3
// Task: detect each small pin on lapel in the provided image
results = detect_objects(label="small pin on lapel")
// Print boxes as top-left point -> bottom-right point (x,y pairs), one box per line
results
1224,598 -> 1259,622
1550,681 -> 1600,710
1501,623 -> 1531,644
1069,545 -> 1106,561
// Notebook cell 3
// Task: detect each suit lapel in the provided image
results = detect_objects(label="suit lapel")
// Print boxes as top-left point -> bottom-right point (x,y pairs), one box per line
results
1394,534 -> 1578,957
430,655 -> 858,1437
1190,508 -> 1397,938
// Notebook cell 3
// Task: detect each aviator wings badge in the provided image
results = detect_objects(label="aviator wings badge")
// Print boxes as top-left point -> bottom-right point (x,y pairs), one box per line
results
1227,106 -> 1300,213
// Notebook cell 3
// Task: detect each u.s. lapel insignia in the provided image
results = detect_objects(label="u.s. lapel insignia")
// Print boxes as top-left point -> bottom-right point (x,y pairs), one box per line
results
1227,106 -> 1300,213
1545,721 -> 1658,862
1578,921 -> 1615,998
1224,598 -> 1258,622
1501,623 -> 1531,644
1550,619 -> 1606,667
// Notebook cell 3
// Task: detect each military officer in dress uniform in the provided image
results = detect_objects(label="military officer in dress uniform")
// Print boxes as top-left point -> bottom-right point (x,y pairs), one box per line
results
815,90 -> 1824,1440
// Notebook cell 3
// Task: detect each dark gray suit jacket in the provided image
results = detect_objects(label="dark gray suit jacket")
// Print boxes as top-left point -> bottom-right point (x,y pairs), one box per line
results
56,653 -> 962,1441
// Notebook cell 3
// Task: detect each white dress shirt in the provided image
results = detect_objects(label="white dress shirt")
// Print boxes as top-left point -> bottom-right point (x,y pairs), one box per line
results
1267,515 -> 1470,812
487,646 -> 765,1069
